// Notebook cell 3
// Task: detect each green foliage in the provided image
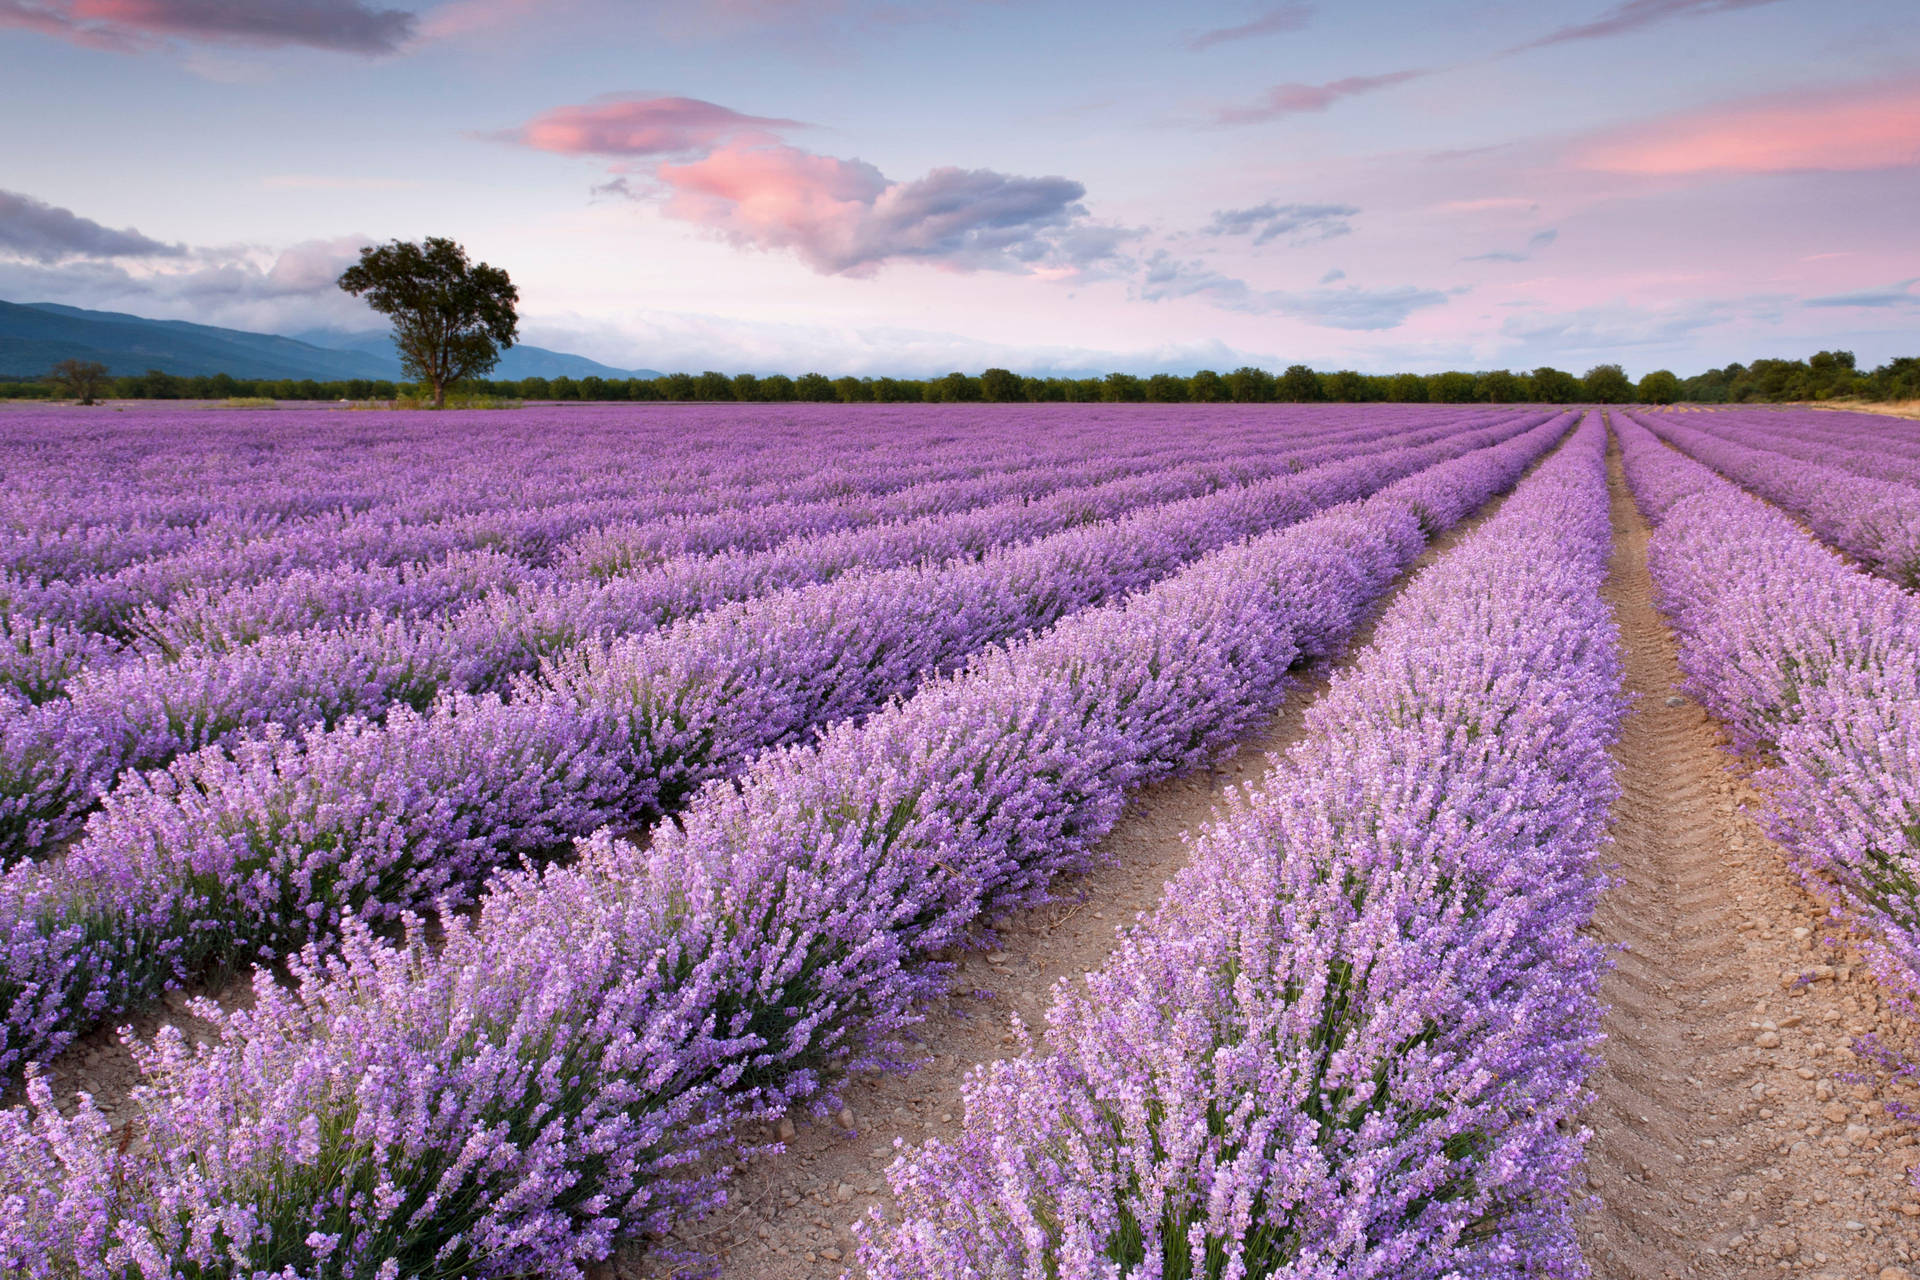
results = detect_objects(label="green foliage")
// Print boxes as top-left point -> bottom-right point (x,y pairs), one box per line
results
1636,369 -> 1681,404
337,237 -> 518,408
1474,369 -> 1523,403
1023,375 -> 1062,402
1676,349 -> 1918,404
56,349 -> 1920,411
1386,372 -> 1427,403
1427,370 -> 1477,403
1144,373 -> 1188,403
1225,366 -> 1276,403
1581,363 -> 1634,403
1530,366 -> 1583,403
47,358 -> 112,405
979,367 -> 1022,402
1187,369 -> 1228,403
1321,369 -> 1369,402
927,371 -> 982,402
1278,363 -> 1322,402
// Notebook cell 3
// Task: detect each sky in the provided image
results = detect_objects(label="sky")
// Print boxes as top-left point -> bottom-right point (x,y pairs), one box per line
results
1,0 -> 1916,378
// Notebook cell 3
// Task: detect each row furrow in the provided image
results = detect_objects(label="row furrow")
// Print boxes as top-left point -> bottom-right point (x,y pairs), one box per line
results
1616,414 -> 1920,1047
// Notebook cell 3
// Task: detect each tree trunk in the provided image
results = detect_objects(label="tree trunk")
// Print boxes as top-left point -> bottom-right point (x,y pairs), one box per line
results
432,377 -> 446,409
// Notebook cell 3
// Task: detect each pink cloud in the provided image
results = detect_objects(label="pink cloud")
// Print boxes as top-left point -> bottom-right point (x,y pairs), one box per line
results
660,144 -> 887,271
1576,81 -> 1920,175
655,142 -> 1109,277
509,92 -> 1119,277
1215,69 -> 1424,125
509,95 -> 806,158
1,0 -> 414,52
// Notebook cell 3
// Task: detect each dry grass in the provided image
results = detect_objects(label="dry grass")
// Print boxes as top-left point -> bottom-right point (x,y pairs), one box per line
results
1799,398 -> 1920,421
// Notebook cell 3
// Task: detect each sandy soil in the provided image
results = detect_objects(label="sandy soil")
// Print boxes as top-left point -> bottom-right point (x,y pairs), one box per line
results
640,470 -> 1543,1280
1578,442 -> 1920,1280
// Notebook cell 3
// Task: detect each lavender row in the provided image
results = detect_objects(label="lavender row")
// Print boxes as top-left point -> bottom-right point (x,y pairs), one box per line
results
1630,409 -> 1920,588
0,404 -> 1372,590
0,415 -> 1502,860
7,416 -> 1397,687
1616,416 -> 1920,1032
4,444 -> 1275,833
0,416 -> 1552,1076
128,417 -> 1406,659
856,415 -> 1620,1279
0,404 -> 1070,577
5,425 -> 1170,635
0,416 -> 1571,1278
77,435 -> 1239,664
548,413 -> 1434,586
0,402 -> 1275,542
1657,407 -> 1920,488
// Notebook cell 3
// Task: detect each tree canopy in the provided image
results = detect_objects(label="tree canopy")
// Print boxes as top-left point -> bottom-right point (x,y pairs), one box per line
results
337,237 -> 518,408
46,359 -> 111,405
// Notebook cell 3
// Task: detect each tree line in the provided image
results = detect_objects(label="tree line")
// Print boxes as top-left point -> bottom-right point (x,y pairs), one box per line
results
3,352 -> 1914,406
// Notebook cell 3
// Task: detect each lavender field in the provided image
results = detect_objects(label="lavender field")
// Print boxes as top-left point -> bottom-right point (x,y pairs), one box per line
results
0,402 -> 1917,1279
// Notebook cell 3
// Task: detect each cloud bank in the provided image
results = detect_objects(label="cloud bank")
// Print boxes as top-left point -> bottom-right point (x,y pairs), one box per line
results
1141,251 -> 1451,330
657,144 -> 1108,276
0,189 -> 185,261
1204,201 -> 1356,245
0,0 -> 415,53
511,93 -> 1123,278
0,208 -> 377,332
1804,279 -> 1919,309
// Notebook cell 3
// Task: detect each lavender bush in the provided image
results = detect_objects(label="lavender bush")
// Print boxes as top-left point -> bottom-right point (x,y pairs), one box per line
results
0,412 -> 1560,1078
0,412 -> 1511,860
0,413 -> 1570,1278
1631,409 -> 1920,587
857,415 -> 1621,1279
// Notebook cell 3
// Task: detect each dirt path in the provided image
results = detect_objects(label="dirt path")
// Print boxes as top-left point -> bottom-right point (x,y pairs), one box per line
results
640,463 -> 1553,1280
1580,441 -> 1920,1279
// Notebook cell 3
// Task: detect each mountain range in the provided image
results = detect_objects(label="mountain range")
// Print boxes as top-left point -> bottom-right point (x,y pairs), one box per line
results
0,300 -> 661,382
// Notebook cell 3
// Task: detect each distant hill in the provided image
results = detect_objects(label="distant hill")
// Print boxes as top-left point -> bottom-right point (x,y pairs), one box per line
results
288,328 -> 659,381
0,300 -> 660,381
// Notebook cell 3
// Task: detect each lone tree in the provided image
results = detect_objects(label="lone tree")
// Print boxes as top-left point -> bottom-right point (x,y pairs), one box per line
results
337,237 -> 518,408
47,359 -> 111,405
